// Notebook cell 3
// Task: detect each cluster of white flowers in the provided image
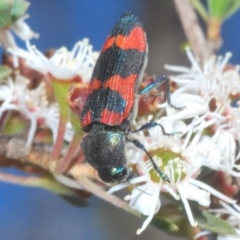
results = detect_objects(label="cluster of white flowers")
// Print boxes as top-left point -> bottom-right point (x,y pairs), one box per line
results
0,37 -> 98,147
9,39 -> 99,81
0,75 -> 60,146
166,49 -> 240,177
0,9 -> 98,148
109,48 -> 240,234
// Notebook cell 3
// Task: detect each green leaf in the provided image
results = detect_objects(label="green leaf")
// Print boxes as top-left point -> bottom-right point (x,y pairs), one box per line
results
11,0 -> 29,22
0,0 -> 12,28
224,0 -> 240,19
52,80 -> 71,118
1,111 -> 28,136
191,0 -> 209,21
208,0 -> 228,19
0,65 -> 12,79
154,195 -> 236,238
70,110 -> 84,135
207,0 -> 240,20
191,202 -> 236,235
0,0 -> 29,28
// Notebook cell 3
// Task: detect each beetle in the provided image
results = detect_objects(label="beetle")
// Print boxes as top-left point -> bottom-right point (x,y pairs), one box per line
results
81,12 -> 180,183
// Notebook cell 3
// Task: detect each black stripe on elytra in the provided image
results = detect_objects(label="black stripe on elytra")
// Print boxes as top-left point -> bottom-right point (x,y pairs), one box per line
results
110,12 -> 142,37
81,87 -> 126,124
92,46 -> 146,82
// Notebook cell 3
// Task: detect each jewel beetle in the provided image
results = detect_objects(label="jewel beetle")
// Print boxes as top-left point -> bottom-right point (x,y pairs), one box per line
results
81,12 -> 180,183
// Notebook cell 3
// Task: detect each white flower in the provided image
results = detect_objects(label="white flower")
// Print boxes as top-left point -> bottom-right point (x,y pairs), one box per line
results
0,14 -> 38,49
165,49 -> 240,176
9,39 -> 99,81
109,119 -> 235,234
165,49 -> 240,121
0,75 -> 73,146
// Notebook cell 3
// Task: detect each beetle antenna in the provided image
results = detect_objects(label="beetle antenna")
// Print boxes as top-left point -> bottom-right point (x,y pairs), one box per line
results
125,171 -> 152,196
127,138 -> 171,183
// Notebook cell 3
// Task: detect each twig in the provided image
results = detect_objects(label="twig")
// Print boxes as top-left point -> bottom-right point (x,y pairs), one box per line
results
0,135 -> 96,177
0,171 -> 38,185
72,174 -> 141,217
173,0 -> 210,61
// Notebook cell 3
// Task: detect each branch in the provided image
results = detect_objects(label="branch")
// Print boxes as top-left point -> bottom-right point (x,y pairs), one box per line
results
71,173 -> 141,217
0,135 -> 96,177
173,0 -> 213,61
0,135 -> 139,216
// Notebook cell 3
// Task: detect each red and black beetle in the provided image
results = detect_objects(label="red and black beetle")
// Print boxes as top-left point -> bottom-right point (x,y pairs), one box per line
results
81,12 -> 180,183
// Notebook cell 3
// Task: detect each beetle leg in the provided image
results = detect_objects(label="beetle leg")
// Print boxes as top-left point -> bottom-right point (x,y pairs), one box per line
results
139,75 -> 184,111
131,121 -> 182,136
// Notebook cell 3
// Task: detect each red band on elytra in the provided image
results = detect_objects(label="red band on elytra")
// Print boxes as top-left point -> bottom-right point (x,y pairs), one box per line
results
101,26 -> 146,52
